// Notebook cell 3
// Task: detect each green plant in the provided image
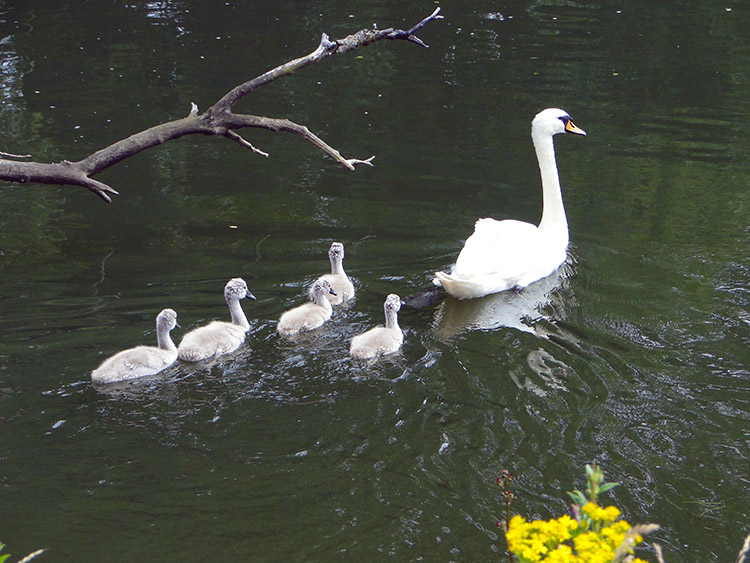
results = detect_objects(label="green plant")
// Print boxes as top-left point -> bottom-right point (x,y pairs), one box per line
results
567,463 -> 619,509
500,464 -> 750,562
502,464 -> 658,563
0,541 -> 45,563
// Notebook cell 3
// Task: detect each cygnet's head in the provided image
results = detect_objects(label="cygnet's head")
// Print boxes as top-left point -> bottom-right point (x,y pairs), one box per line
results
312,279 -> 337,299
328,242 -> 345,261
224,278 -> 256,303
532,108 -> 586,138
157,308 -> 179,330
384,293 -> 403,313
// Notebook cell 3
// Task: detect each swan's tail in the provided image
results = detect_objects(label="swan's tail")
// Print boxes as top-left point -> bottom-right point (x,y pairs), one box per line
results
433,271 -> 487,299
177,346 -> 212,362
434,269 -> 521,299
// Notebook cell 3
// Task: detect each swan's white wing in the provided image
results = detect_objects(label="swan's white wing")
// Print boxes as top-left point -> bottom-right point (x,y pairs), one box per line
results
350,327 -> 403,360
92,346 -> 177,383
453,218 -> 542,280
433,218 -> 562,299
177,321 -> 246,361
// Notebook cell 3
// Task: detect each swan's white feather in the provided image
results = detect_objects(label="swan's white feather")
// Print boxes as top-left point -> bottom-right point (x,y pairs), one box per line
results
92,308 -> 179,385
350,327 -> 403,360
349,294 -> 403,360
434,108 -> 584,299
315,273 -> 354,305
278,279 -> 335,336
92,346 -> 177,384
177,278 -> 255,362
177,321 -> 247,362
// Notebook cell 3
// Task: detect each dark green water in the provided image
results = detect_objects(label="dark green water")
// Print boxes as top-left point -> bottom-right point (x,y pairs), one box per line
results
1,1 -> 748,561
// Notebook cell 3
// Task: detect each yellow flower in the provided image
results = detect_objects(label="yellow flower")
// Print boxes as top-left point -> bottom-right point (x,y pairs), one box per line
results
506,514 -> 581,562
601,519 -> 630,545
507,503 -> 646,563
545,544 -> 575,562
581,502 -> 621,524
603,506 -> 621,522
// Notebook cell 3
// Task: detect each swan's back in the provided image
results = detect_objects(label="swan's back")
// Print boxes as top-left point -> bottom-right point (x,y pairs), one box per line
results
177,321 -> 247,362
454,219 -> 543,279
277,303 -> 331,336
92,345 -> 177,384
91,308 -> 179,385
177,278 -> 255,362
349,294 -> 403,360
278,279 -> 335,336
350,327 -> 403,360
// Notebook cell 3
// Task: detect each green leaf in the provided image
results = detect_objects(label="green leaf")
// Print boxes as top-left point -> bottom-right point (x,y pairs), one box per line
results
567,490 -> 587,506
599,482 -> 619,493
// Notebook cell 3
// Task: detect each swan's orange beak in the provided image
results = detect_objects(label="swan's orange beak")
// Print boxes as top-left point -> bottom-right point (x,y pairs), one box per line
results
565,120 -> 586,136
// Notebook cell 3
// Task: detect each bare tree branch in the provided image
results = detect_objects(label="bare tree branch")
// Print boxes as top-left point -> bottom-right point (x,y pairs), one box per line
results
224,130 -> 270,158
0,8 -> 442,203
223,114 -> 375,170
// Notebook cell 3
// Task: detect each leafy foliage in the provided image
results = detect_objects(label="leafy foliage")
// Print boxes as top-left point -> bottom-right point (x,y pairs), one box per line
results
503,465 -> 658,563
0,541 -> 45,563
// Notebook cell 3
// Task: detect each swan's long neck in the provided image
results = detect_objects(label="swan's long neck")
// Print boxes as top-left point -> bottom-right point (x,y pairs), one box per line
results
384,308 -> 400,331
156,325 -> 177,351
330,255 -> 346,276
227,298 -> 250,330
533,130 -> 568,242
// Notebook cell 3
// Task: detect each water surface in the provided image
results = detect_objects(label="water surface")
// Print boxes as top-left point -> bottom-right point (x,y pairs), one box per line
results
1,1 -> 748,561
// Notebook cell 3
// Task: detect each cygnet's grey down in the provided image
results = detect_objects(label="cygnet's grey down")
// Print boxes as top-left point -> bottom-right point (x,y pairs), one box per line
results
178,278 -> 256,362
310,242 -> 355,305
278,279 -> 336,336
350,294 -> 404,360
91,308 -> 180,385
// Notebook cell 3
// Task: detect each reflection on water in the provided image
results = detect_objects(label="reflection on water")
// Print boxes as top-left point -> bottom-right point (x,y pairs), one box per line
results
509,347 -> 570,397
430,260 -> 585,400
432,260 -> 575,339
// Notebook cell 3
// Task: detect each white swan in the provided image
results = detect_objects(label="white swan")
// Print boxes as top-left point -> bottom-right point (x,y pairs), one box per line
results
433,108 -> 586,299
350,294 -> 404,360
177,278 -> 255,362
311,242 -> 355,305
277,279 -> 336,336
92,308 -> 179,385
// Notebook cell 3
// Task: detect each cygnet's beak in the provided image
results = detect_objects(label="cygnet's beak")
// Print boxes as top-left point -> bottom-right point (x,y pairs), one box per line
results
246,291 -> 257,300
329,288 -> 337,296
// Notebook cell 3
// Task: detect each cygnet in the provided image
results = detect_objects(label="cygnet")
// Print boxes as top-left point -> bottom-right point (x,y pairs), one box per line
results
311,242 -> 355,305
350,294 -> 404,360
278,279 -> 336,336
178,278 -> 255,362
92,308 -> 179,385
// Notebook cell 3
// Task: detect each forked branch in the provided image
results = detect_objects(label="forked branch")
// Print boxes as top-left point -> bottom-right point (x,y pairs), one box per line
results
0,8 -> 442,202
